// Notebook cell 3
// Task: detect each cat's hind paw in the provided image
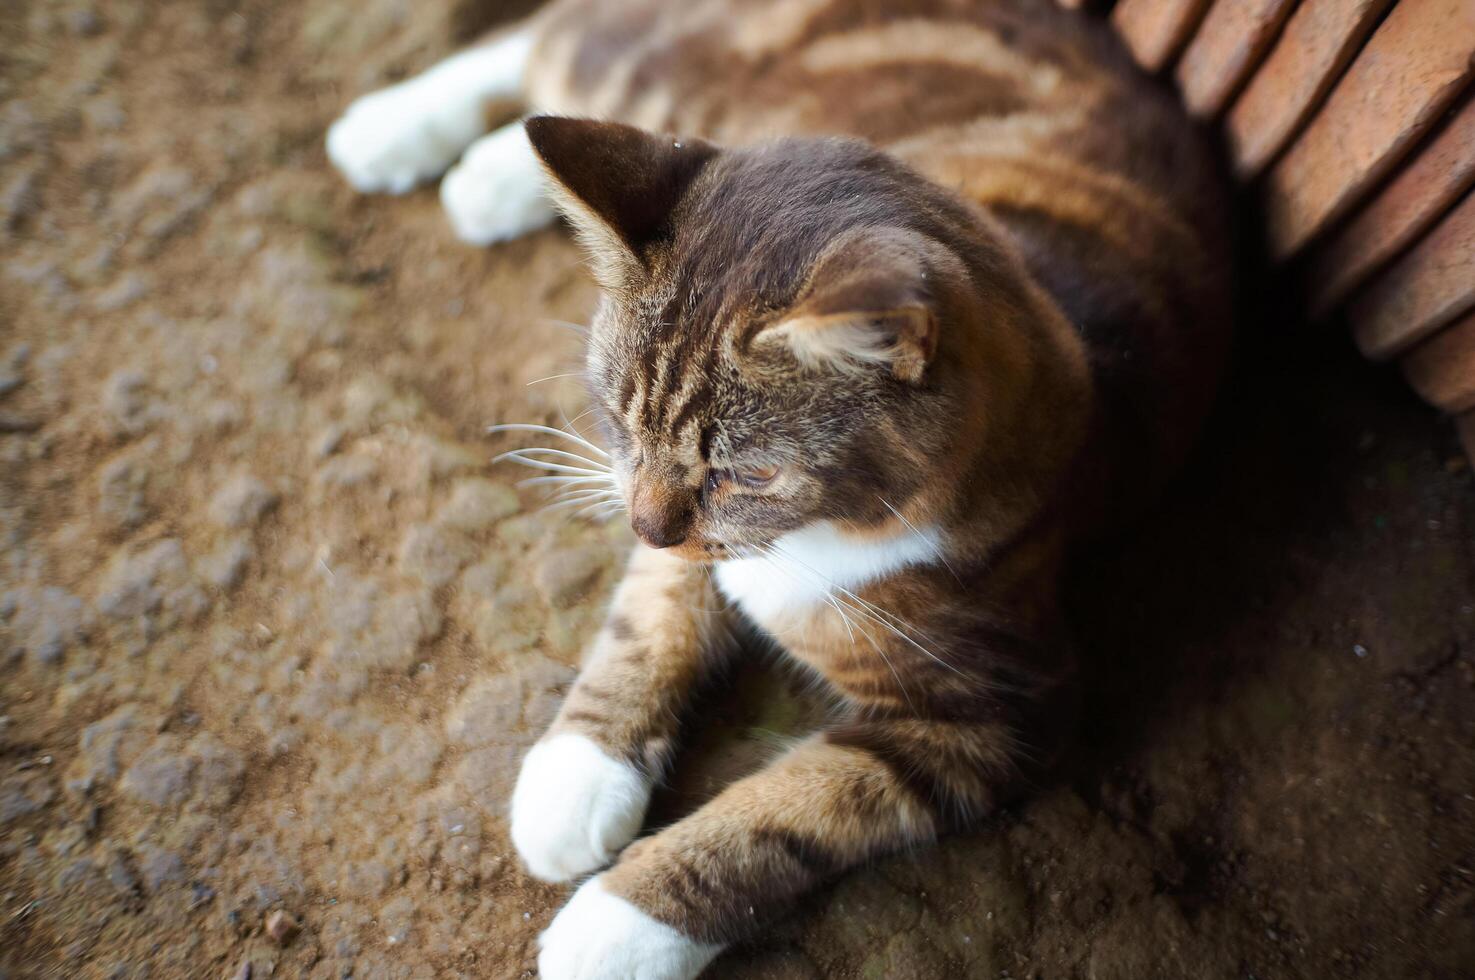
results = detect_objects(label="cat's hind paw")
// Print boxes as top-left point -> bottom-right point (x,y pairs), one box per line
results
539,876 -> 722,980
439,123 -> 558,245
326,34 -> 532,194
326,79 -> 488,194
510,734 -> 652,882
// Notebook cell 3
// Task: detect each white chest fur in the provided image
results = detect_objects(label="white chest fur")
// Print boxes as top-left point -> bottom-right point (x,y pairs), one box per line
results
714,521 -> 945,626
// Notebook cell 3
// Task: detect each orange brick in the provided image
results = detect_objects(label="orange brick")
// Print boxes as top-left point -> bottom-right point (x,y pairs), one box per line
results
1111,0 -> 1213,73
1263,0 -> 1475,260
1308,97 -> 1475,317
1176,0 -> 1299,120
1225,0 -> 1393,178
1351,190 -> 1475,361
1403,309 -> 1475,413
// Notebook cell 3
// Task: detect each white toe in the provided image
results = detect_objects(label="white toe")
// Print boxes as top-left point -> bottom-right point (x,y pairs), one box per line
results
539,876 -> 723,980
440,123 -> 557,245
510,733 -> 652,882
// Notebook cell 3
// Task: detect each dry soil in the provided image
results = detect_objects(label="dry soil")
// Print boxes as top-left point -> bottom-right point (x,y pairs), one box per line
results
1,2 -> 1473,978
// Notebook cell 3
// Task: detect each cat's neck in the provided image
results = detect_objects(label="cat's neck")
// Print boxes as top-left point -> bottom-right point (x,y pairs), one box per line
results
713,520 -> 946,625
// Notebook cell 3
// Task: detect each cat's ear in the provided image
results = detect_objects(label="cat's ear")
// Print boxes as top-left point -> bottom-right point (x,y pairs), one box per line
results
757,229 -> 941,384
524,116 -> 718,285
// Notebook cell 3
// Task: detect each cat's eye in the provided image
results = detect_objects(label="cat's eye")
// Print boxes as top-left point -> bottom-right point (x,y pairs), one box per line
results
736,464 -> 780,488
705,464 -> 780,495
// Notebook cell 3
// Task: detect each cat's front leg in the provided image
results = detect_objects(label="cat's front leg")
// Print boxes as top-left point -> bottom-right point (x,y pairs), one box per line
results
511,545 -> 733,883
535,713 -> 1021,980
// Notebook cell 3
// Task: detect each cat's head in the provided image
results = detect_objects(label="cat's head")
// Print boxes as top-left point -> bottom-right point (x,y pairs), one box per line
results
525,116 -> 1035,561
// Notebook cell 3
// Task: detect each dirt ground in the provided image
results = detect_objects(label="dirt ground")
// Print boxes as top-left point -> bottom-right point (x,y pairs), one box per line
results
1,2 -> 1473,978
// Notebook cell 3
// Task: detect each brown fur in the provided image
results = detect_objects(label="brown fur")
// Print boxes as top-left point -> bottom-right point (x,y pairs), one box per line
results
511,0 -> 1228,951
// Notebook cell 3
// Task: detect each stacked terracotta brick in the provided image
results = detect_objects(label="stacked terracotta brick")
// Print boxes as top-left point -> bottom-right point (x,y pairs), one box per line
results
1095,0 -> 1475,460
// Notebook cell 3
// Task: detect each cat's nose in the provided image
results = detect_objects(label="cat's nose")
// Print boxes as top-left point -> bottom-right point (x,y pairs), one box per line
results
629,480 -> 691,549
631,514 -> 687,549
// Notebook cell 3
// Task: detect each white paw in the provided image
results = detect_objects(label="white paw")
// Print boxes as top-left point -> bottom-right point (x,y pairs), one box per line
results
325,36 -> 531,194
539,876 -> 723,980
326,81 -> 487,194
510,734 -> 652,882
439,123 -> 557,245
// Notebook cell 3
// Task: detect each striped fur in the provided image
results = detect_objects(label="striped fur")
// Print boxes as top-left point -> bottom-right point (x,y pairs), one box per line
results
415,0 -> 1229,966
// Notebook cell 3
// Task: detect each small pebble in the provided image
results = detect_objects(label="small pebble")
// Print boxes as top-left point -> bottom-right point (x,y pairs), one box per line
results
265,909 -> 299,945
229,962 -> 252,980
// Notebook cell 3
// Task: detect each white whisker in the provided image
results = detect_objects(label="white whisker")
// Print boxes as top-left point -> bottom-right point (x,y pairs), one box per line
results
767,541 -> 965,678
518,475 -> 616,489
574,499 -> 625,521
542,489 -> 620,512
755,544 -> 918,713
495,452 -> 609,477
486,423 -> 610,459
496,446 -> 611,472
525,371 -> 585,387
878,496 -> 962,585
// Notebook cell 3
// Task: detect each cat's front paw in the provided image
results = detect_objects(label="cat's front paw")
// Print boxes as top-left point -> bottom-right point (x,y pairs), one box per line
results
510,734 -> 652,882
326,76 -> 489,194
539,875 -> 722,980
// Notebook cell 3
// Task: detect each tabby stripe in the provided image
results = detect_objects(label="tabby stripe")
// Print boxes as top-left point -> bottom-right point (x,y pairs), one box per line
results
617,371 -> 638,416
664,373 -> 710,437
824,724 -> 945,815
667,857 -> 719,913
575,681 -> 617,702
750,825 -> 845,879
560,708 -> 611,727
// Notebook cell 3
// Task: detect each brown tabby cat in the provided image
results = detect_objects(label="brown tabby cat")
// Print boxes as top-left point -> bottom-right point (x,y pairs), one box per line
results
328,1 -> 1230,976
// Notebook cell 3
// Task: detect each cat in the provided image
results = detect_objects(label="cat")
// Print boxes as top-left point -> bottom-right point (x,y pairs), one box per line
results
328,1 -> 1231,977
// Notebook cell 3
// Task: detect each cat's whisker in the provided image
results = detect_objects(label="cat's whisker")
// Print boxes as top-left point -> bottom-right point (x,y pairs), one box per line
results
542,489 -> 620,512
496,446 -> 613,472
486,423 -> 610,459
754,544 -> 918,713
877,496 -> 963,585
551,484 -> 620,500
518,474 -> 617,489
552,489 -> 621,506
542,318 -> 591,336
573,499 -> 626,522
564,406 -> 596,427
767,542 -> 966,679
494,451 -> 611,478
525,371 -> 586,387
558,406 -> 599,443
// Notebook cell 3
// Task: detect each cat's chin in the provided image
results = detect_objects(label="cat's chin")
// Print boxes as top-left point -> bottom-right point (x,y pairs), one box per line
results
655,540 -> 734,564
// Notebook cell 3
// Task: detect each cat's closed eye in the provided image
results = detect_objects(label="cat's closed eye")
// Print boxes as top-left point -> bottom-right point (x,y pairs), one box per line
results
705,464 -> 780,494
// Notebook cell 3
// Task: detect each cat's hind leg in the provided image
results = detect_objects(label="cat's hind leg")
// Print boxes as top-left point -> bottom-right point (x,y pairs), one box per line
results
326,30 -> 532,194
439,122 -> 559,245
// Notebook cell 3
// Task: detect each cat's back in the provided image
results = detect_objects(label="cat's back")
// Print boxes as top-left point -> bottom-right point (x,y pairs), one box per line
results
524,0 -> 1202,209
529,0 -> 1106,139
